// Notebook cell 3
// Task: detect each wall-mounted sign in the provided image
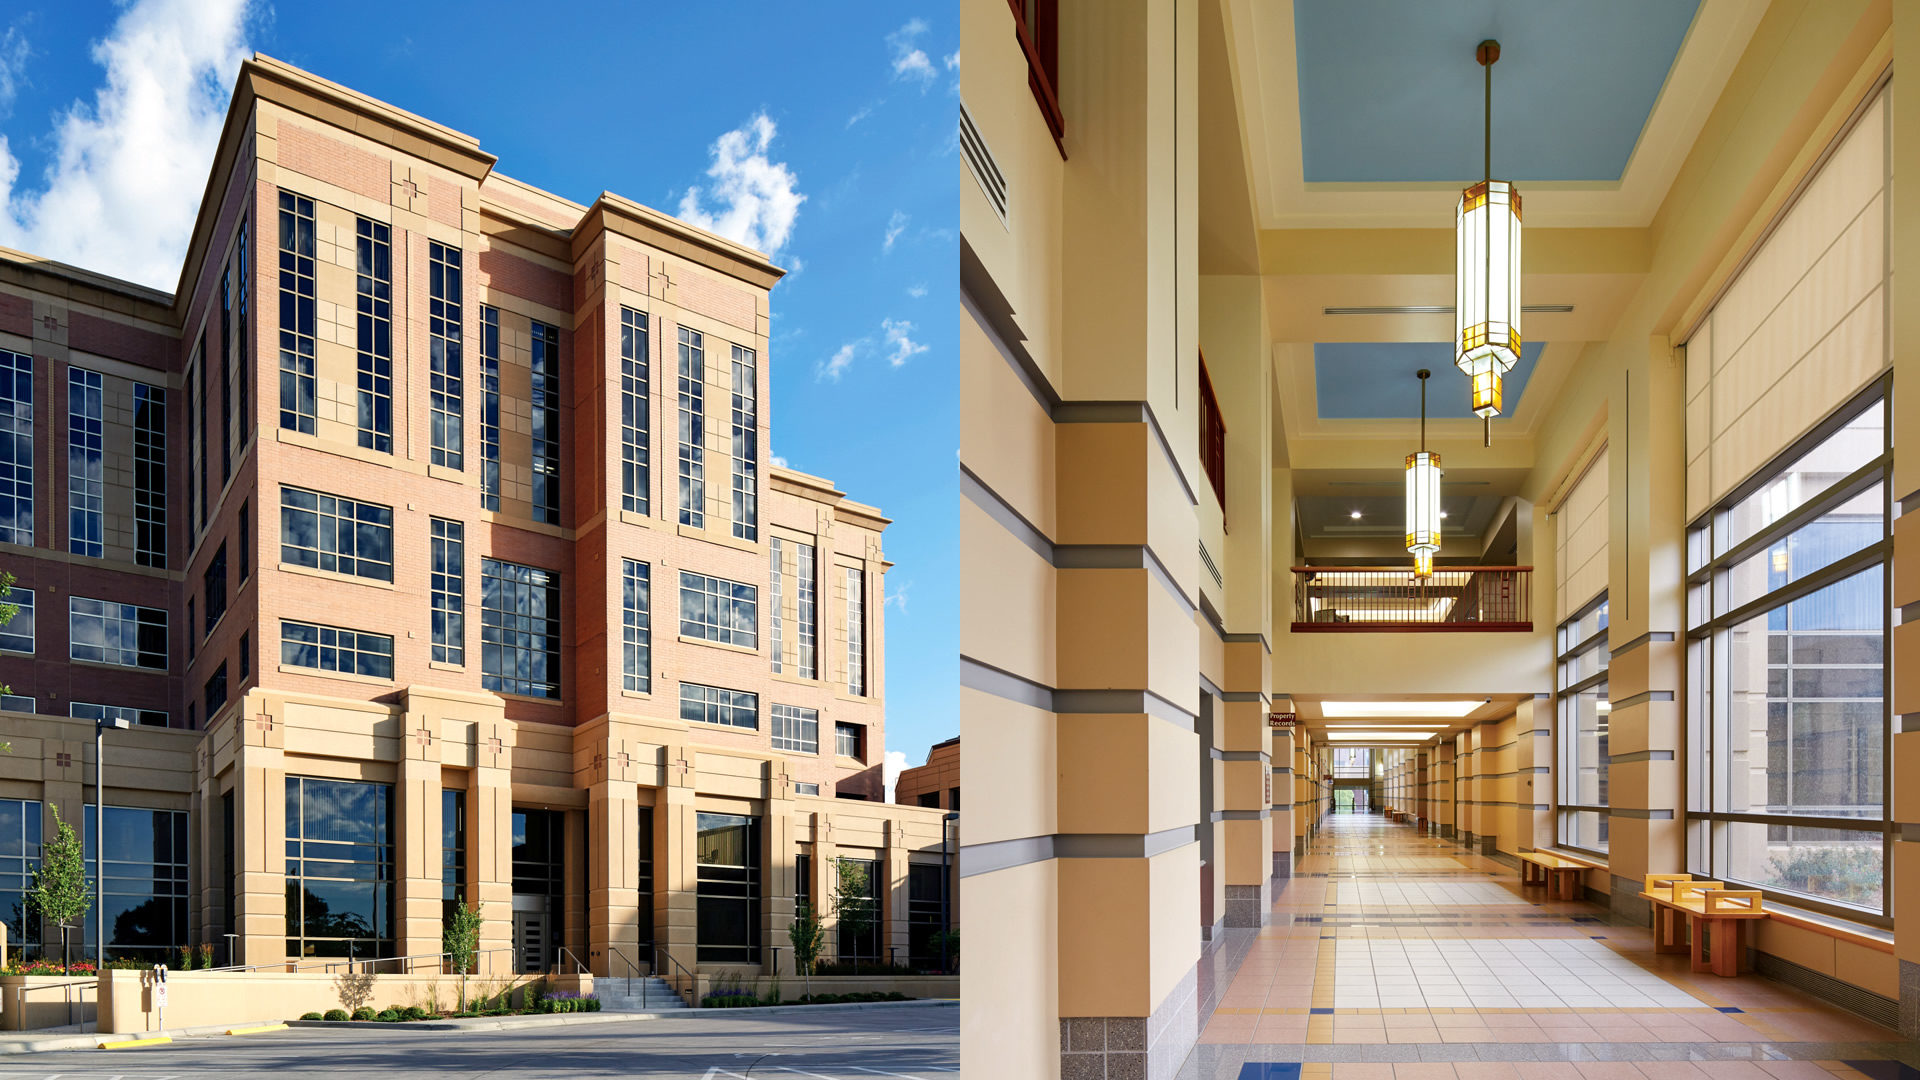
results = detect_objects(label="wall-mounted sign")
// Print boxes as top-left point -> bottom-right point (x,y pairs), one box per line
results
1268,713 -> 1297,728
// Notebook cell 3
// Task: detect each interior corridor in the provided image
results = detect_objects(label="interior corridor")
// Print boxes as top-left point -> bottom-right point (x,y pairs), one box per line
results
1176,816 -> 1913,1080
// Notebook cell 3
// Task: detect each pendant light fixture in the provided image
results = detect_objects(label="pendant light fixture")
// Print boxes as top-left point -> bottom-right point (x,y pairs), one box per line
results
1455,39 -> 1522,447
1406,369 -> 1442,579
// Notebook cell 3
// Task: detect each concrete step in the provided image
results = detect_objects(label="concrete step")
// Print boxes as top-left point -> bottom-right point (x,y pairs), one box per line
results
597,977 -> 693,1011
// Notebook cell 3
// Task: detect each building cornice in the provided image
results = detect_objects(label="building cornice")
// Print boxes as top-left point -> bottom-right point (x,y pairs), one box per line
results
574,192 -> 785,291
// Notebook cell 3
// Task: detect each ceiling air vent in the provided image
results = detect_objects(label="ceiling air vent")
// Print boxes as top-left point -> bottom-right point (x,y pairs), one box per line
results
959,97 -> 1008,228
1322,304 -> 1574,316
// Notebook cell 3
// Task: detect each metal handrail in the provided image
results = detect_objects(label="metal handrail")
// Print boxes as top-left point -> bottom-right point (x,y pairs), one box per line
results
652,944 -> 696,1006
553,946 -> 588,977
604,943 -> 649,1006
15,978 -> 97,1032
321,949 -> 451,975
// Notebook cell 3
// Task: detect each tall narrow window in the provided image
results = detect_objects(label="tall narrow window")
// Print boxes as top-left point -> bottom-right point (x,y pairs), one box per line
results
355,218 -> 393,453
237,499 -> 250,582
730,345 -> 757,540
622,559 -> 651,693
0,589 -> 33,654
429,242 -> 463,469
196,335 -> 208,531
769,540 -> 785,674
286,777 -> 394,960
530,320 -> 560,524
620,308 -> 650,515
845,567 -> 866,696
239,629 -> 250,679
677,327 -> 705,527
277,192 -> 317,434
203,542 -> 227,634
797,543 -> 817,679
132,383 -> 166,568
66,368 -> 103,558
479,306 -> 501,511
480,558 -> 560,699
695,813 -> 761,963
1557,596 -> 1610,854
0,349 -> 31,546
236,217 -> 250,450
442,788 -> 466,924
204,661 -> 228,718
430,518 -> 464,665
219,263 -> 233,482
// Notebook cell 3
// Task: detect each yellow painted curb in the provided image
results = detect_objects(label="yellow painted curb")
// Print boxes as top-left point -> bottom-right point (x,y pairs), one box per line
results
228,1023 -> 289,1035
99,1036 -> 172,1049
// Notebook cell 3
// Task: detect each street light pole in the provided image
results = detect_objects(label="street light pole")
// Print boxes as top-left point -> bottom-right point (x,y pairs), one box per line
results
94,716 -> 131,971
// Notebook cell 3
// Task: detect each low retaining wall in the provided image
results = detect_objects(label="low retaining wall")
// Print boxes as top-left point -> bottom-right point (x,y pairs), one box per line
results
0,975 -> 95,1031
96,969 -> 589,1035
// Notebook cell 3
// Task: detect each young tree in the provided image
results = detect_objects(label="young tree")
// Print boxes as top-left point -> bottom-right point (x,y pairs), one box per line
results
833,859 -> 876,971
27,806 -> 89,972
0,571 -> 20,753
787,900 -> 825,1000
443,900 -> 485,1013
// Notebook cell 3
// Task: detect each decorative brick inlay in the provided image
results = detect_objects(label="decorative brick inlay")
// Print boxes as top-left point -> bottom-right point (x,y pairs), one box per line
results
55,752 -> 72,768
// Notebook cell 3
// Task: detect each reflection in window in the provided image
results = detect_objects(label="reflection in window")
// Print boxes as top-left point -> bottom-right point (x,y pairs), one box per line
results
0,588 -> 33,654
620,308 -> 649,515
0,349 -> 32,546
133,383 -> 166,567
428,242 -> 463,470
0,800 -> 40,957
278,191 -> 317,434
442,789 -> 465,925
72,702 -> 168,728
695,812 -> 759,963
679,571 -> 757,648
281,620 -> 394,680
835,857 -> 879,962
354,217 -> 393,453
479,306 -> 501,511
530,321 -> 560,524
70,597 -> 166,669
622,560 -> 650,693
285,777 -> 393,959
82,806 -> 188,961
67,368 -> 103,558
480,559 -> 560,699
280,487 -> 394,582
845,567 -> 865,696
680,682 -> 757,730
730,345 -> 757,540
431,519 -> 464,665
677,327 -> 705,527
1557,593 -> 1609,853
771,704 -> 818,754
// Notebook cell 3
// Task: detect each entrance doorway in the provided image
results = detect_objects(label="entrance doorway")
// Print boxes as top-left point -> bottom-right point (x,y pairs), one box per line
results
512,899 -> 550,973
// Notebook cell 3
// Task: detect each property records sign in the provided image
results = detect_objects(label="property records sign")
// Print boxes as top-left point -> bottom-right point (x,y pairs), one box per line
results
1268,712 -> 1296,729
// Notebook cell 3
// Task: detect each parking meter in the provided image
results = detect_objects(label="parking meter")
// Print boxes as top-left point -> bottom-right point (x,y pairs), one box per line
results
153,964 -> 168,1030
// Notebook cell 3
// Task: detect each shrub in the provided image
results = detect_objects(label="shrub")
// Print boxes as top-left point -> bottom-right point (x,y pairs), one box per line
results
885,992 -> 906,1001
702,992 -> 760,1009
300,1012 -> 324,1021
403,1006 -> 428,1021
351,1006 -> 376,1022
323,1009 -> 349,1022
375,1009 -> 401,1023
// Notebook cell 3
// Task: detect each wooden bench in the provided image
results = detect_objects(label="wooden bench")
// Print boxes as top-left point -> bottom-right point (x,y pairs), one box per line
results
1517,851 -> 1597,901
1642,874 -> 1766,977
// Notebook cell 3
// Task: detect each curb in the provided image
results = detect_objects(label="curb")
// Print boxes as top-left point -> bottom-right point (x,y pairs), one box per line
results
0,1020 -> 270,1055
282,998 -> 957,1033
682,998 -> 958,1017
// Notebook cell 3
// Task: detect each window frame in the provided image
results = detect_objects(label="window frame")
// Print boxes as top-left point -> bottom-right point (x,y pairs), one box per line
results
679,570 -> 758,650
1683,379 -> 1892,924
354,216 -> 394,453
280,619 -> 395,681
430,518 -> 465,666
771,703 -> 819,754
622,559 -> 651,693
1554,591 -> 1610,857
479,557 -> 560,699
1007,0 -> 1064,152
67,367 -> 104,558
69,596 -> 166,670
0,349 -> 32,548
620,308 -> 650,516
280,485 -> 394,583
428,241 -> 464,470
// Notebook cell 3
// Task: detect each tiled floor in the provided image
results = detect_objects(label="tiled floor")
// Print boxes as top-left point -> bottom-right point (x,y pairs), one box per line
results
1175,815 -> 1918,1080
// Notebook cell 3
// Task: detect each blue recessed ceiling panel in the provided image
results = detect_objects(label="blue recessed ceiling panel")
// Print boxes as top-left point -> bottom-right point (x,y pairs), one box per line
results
1294,0 -> 1700,183
1314,341 -> 1544,421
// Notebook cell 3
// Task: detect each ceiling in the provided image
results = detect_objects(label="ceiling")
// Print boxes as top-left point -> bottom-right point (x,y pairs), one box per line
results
1295,492 -> 1513,564
1286,694 -> 1531,744
1313,341 -> 1544,421
1293,0 -> 1699,184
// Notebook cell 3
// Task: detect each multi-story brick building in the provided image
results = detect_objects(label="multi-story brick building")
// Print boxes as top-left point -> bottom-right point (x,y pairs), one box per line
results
0,54 -> 952,979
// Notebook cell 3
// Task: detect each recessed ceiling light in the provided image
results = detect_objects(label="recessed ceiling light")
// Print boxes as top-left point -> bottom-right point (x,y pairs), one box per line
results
1439,510 -> 1450,519
1349,510 -> 1362,520
1324,731 -> 1438,741
1319,700 -> 1487,718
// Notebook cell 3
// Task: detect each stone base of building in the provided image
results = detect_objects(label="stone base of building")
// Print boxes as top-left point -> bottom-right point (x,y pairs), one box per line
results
1609,874 -> 1652,926
1459,830 -> 1475,851
1897,959 -> 1920,1038
1272,851 -> 1292,880
1061,955 -> 1204,1080
1224,883 -> 1270,928
1480,836 -> 1497,857
1293,835 -> 1307,857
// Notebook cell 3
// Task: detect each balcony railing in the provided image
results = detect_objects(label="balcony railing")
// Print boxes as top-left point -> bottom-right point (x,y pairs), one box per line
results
1291,566 -> 1532,632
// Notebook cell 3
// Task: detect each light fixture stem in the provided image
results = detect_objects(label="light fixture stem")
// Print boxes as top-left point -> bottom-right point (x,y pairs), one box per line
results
1484,57 -> 1492,183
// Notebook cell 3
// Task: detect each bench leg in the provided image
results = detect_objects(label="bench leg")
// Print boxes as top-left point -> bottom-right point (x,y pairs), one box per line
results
1708,919 -> 1746,977
1654,907 -> 1686,955
1690,916 -> 1710,973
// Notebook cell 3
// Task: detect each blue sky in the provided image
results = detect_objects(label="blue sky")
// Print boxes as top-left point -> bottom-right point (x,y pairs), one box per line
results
0,0 -> 958,770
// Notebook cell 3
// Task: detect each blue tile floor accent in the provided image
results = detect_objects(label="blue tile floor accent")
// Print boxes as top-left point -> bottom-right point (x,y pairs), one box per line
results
1239,1064 -> 1304,1080
1715,1006 -> 1744,1013
1310,1007 -> 1334,1015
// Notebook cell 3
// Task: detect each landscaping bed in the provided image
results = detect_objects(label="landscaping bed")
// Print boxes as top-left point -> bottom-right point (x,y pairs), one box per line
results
702,990 -> 912,1009
299,990 -> 601,1023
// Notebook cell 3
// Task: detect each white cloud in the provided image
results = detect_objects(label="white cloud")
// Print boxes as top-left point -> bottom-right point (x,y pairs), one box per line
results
845,104 -> 873,129
883,750 -> 908,802
907,283 -> 926,299
945,51 -> 959,72
882,318 -> 928,368
0,28 -> 28,115
769,453 -> 789,469
884,577 -> 913,615
0,0 -> 252,290
817,340 -> 861,382
883,209 -> 908,252
887,19 -> 936,89
677,111 -> 805,258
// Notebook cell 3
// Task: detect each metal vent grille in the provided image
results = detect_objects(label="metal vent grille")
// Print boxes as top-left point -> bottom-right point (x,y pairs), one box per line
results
959,98 -> 1007,227
1752,952 -> 1898,1029
1199,539 -> 1223,589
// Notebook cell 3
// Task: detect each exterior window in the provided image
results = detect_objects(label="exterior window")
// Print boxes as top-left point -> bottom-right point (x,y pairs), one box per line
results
771,704 -> 818,754
442,788 -> 466,924
509,810 -> 564,973
1687,393 -> 1888,916
769,540 -> 786,674
680,682 -> 757,730
1557,594 -> 1610,853
194,336 -> 207,532
835,721 -> 865,760
795,783 -> 820,797
280,486 -> 393,582
0,582 -> 33,655
679,571 -> 757,648
430,519 -> 464,665
908,862 -> 952,969
186,600 -> 194,658
0,349 -> 31,546
677,326 -> 705,526
480,558 -> 560,699
695,812 -> 760,963
834,857 -> 879,961
620,308 -> 649,515
286,777 -> 394,959
0,800 -> 39,957
429,242 -> 463,469
636,807 -> 654,946
730,344 -> 757,540
479,306 -> 501,510
1011,0 -> 1063,143
0,695 -> 30,713
622,560 -> 651,693
918,792 -> 940,808
236,218 -> 249,454
354,217 -> 393,453
797,543 -> 817,678
277,191 -> 317,434
133,383 -> 166,568
82,806 -> 189,961
238,500 -> 250,582
204,661 -> 228,718
239,629 -> 250,679
71,702 -> 168,728
204,543 -> 227,634
67,368 -> 104,558
281,620 -> 394,680
530,320 -> 560,524
69,597 -> 166,669
845,567 -> 866,696
219,263 -> 232,482
796,851 -> 812,912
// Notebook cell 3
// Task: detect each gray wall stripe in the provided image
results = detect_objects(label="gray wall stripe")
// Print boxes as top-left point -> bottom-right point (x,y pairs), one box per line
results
1610,807 -> 1677,820
960,464 -> 1053,561
1220,809 -> 1269,821
959,659 -> 1199,729
1613,690 -> 1677,709
1609,750 -> 1677,764
959,825 -> 1202,877
1612,630 -> 1677,656
1220,750 -> 1269,763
